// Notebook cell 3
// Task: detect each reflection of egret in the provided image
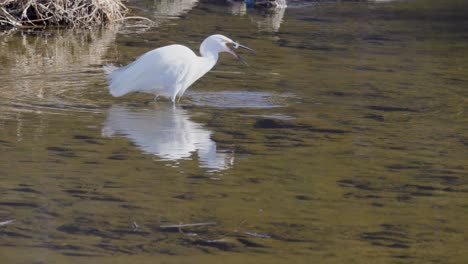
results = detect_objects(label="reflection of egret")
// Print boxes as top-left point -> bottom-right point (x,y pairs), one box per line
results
102,105 -> 234,171
105,34 -> 254,103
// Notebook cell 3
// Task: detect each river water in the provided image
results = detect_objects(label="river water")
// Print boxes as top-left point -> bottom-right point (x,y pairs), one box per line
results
0,0 -> 467,263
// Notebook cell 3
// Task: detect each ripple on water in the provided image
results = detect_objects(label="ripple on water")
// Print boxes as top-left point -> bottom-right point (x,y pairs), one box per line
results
187,91 -> 288,108
0,27 -> 121,117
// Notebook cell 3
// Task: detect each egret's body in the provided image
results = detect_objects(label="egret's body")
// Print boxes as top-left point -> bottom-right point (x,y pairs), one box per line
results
106,34 -> 253,103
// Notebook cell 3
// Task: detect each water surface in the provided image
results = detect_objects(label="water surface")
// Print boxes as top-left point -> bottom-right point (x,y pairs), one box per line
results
0,0 -> 467,263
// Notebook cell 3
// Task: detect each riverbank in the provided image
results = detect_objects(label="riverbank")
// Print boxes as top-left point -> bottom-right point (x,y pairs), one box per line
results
0,0 -> 127,28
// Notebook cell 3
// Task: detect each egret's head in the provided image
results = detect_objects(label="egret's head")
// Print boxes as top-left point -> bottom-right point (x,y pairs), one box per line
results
200,34 -> 255,65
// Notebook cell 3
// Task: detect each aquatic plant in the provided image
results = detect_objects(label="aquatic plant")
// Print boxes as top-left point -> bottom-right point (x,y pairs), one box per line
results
0,0 -> 128,28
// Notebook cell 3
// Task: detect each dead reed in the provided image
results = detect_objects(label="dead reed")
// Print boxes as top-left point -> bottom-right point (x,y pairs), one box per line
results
0,0 -> 128,28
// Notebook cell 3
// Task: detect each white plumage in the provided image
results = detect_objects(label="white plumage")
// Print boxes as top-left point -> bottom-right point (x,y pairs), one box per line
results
105,34 -> 254,103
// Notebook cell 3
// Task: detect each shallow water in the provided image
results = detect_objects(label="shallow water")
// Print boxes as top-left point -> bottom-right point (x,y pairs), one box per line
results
0,0 -> 467,263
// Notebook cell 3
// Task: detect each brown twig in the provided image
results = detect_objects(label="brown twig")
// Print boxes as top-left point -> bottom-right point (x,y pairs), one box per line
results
159,222 -> 217,229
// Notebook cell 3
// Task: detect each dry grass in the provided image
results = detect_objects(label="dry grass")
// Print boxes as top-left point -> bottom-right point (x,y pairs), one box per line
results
0,0 -> 128,28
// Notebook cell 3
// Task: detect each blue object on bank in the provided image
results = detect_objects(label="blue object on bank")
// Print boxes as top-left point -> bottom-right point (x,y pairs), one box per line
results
245,0 -> 255,8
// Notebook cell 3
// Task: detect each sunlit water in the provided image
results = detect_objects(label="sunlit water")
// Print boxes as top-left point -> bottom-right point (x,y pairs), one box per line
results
0,0 -> 467,263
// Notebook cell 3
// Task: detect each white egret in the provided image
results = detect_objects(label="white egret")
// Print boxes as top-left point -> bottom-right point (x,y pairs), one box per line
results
105,34 -> 254,103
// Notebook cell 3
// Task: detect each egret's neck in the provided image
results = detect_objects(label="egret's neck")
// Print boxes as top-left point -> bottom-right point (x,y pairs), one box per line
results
200,47 -> 219,61
197,36 -> 223,77
200,37 -> 221,60
198,48 -> 219,75
177,51 -> 218,98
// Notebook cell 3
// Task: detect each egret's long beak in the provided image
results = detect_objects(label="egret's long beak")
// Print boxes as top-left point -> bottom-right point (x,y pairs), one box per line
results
233,42 -> 256,53
229,41 -> 255,66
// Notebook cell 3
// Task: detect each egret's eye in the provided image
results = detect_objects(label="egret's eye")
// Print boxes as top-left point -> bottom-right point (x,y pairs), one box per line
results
226,42 -> 240,49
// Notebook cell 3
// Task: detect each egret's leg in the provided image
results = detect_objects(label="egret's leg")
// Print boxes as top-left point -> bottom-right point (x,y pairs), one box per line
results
176,88 -> 186,104
173,86 -> 183,104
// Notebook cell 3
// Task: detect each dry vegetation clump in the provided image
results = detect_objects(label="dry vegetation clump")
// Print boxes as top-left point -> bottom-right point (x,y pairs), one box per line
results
0,0 -> 128,28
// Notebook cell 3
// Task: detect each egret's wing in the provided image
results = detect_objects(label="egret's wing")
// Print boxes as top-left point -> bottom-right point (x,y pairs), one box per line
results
107,45 -> 195,98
